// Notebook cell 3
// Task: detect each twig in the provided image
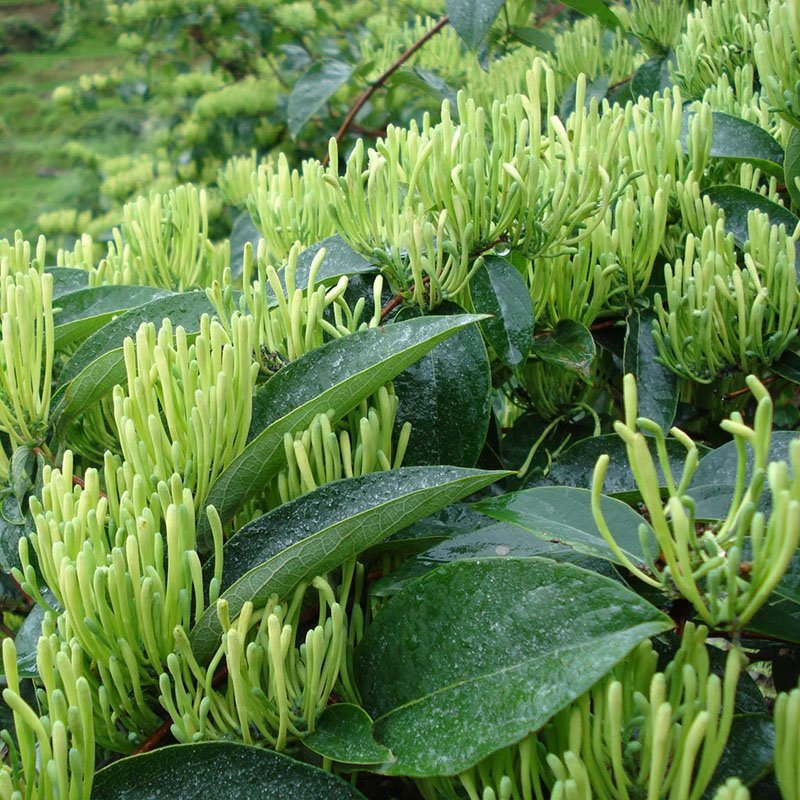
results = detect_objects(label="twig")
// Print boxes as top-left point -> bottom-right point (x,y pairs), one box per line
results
323,15 -> 450,166
535,2 -> 566,28
723,375 -> 777,400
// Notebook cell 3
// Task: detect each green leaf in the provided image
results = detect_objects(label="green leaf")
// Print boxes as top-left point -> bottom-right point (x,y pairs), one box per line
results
786,127 -> 800,209
392,311 -> 491,467
354,557 -> 671,776
304,704 -> 395,766
50,291 -> 215,432
0,495 -> 25,573
624,310 -> 678,431
446,0 -> 505,48
631,54 -> 674,99
90,742 -> 367,799
772,348 -> 800,384
529,320 -> 595,377
691,430 -> 798,488
559,0 -> 622,28
229,211 -> 262,280
200,314 -> 485,531
541,433 -> 706,500
703,185 -> 800,272
46,267 -> 89,299
474,486 -> 657,567
191,465 -> 507,662
287,59 -> 353,138
682,112 -> 784,178
470,256 -> 534,368
707,714 -> 775,796
746,595 -> 800,644
508,26 -> 555,51
12,602 -> 45,679
53,285 -> 170,348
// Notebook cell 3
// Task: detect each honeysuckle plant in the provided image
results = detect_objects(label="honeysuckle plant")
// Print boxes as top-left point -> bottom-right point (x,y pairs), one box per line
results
2,0 -> 800,798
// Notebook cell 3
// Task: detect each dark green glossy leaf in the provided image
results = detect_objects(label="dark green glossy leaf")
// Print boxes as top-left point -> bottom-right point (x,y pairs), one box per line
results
682,112 -> 784,178
776,550 -> 800,605
706,714 -> 775,797
11,602 -> 44,679
51,291 -> 214,431
529,319 -> 595,377
53,285 -> 170,348
691,430 -> 798,488
200,314 -> 486,531
541,433 -> 704,500
288,59 -> 353,138
746,595 -> 800,643
91,742 -> 366,799
355,557 -> 671,776
46,267 -> 89,299
690,484 -> 739,522
392,314 -> 491,467
229,211 -> 262,280
772,348 -> 800,384
704,185 -> 800,272
786,127 -> 800,209
474,486 -> 657,567
624,310 -> 678,431
446,0 -> 505,48
470,256 -> 534,368
304,704 -> 394,766
560,0 -> 622,28
508,26 -> 555,51
631,54 -> 674,99
191,466 -> 507,662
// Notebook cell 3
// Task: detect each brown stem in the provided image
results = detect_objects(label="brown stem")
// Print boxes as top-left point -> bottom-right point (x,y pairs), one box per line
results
535,2 -> 567,27
723,375 -> 777,400
133,719 -> 172,755
323,15 -> 450,166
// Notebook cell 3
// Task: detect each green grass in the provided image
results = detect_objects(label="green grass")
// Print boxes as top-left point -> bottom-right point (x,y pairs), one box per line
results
0,3 -> 137,239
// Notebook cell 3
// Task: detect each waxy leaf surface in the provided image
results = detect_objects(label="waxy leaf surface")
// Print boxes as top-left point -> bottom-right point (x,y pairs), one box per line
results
91,742 -> 366,799
200,314 -> 486,529
355,557 -> 671,775
446,0 -> 505,48
191,465 -> 507,661
474,486 -> 657,567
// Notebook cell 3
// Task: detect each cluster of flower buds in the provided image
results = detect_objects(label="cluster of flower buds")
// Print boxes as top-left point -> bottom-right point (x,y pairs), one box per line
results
593,374 -> 800,629
419,625 -> 741,800
0,257 -> 54,458
626,0 -> 688,56
674,0 -> 768,99
109,185 -> 229,290
552,16 -> 640,92
266,387 -> 412,508
217,151 -> 259,209
653,212 -> 800,382
15,452 -> 224,750
112,313 -> 258,509
713,779 -> 751,800
754,0 -> 800,127
0,636 -> 93,800
248,155 -> 337,265
324,61 -> 619,309
160,559 -> 366,751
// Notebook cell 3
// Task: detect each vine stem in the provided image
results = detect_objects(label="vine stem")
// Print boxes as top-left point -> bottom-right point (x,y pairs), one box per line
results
322,15 -> 450,167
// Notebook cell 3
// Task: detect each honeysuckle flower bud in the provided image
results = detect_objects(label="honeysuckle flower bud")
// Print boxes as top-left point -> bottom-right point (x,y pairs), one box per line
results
754,0 -> 800,127
775,684 -> 800,800
594,373 -> 800,629
0,267 -> 54,450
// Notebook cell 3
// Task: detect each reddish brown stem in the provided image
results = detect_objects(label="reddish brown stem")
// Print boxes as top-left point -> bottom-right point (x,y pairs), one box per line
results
723,375 -> 777,400
323,15 -> 450,166
134,719 -> 172,755
535,2 -> 566,27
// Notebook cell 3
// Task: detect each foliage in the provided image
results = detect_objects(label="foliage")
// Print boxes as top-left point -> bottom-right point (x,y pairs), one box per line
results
1,0 -> 800,798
